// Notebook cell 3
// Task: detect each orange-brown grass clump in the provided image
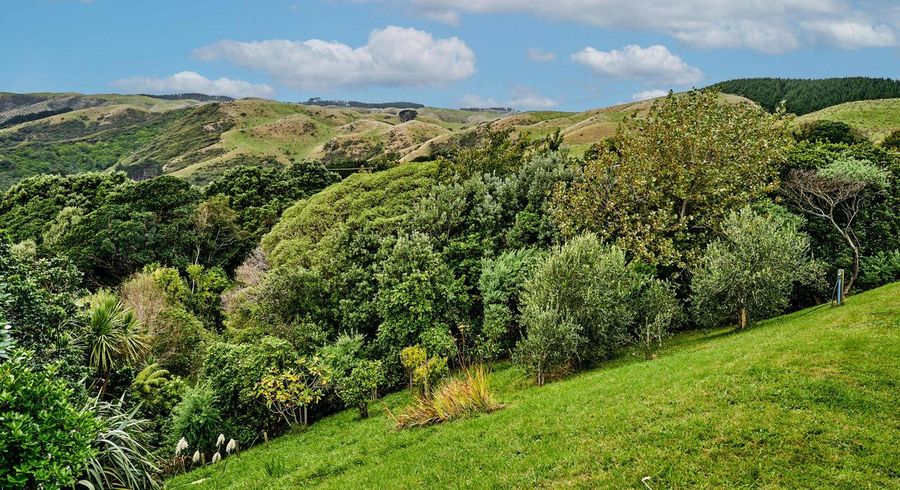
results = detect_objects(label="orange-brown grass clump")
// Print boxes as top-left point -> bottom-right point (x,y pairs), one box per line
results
387,365 -> 501,429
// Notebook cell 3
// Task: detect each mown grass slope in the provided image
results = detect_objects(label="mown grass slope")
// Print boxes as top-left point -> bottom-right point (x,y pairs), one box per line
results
796,98 -> 900,143
166,282 -> 900,489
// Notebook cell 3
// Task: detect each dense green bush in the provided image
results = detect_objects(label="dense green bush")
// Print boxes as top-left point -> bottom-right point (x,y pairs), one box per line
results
882,129 -> 900,150
375,233 -> 465,369
691,207 -> 820,329
336,360 -> 384,418
150,307 -> 211,377
0,357 -> 98,488
478,248 -> 544,360
201,337 -> 299,442
795,120 -> 864,145
169,383 -> 222,454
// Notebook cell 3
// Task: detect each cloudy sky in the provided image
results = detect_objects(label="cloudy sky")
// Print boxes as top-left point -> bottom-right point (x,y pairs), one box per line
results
3,0 -> 899,110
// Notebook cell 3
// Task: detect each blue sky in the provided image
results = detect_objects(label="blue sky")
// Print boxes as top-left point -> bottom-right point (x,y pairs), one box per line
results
3,0 -> 899,110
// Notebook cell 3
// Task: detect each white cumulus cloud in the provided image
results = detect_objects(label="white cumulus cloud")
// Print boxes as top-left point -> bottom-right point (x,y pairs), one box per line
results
193,26 -> 476,90
111,71 -> 275,98
527,48 -> 557,62
572,45 -> 703,85
632,89 -> 670,101
802,19 -> 897,48
375,0 -> 895,53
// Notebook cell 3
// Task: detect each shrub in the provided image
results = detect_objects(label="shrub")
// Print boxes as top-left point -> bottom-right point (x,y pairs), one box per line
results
169,383 -> 222,454
400,345 -> 448,397
795,120 -> 864,145
859,250 -> 900,288
149,307 -> 210,378
202,337 -> 299,442
256,356 -> 331,427
478,248 -> 544,360
512,305 -> 578,386
691,207 -> 821,329
336,360 -> 385,418
389,365 -> 500,428
633,281 -> 680,359
81,397 -> 160,490
0,357 -> 98,489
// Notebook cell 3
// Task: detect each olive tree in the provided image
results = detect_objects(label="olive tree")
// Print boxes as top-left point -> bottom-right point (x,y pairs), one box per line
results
691,207 -> 820,329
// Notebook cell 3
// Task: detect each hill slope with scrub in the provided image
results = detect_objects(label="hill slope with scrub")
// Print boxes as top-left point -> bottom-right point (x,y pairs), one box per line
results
167,282 -> 900,489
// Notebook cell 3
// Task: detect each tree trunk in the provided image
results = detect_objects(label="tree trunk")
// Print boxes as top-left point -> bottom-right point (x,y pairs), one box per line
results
739,307 -> 748,329
359,403 -> 369,419
100,370 -> 110,396
846,239 -> 860,297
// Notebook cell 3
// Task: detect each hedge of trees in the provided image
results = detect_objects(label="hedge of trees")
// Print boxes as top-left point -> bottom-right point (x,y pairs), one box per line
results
713,77 -> 900,115
1,89 -> 897,488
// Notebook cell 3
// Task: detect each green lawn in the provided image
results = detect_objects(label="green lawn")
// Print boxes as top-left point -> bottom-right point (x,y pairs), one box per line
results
166,283 -> 900,489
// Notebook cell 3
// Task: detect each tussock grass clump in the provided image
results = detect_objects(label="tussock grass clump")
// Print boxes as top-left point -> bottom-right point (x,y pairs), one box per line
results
389,366 -> 501,428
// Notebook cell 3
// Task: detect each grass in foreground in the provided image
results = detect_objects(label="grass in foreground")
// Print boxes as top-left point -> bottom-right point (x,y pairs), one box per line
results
167,283 -> 900,489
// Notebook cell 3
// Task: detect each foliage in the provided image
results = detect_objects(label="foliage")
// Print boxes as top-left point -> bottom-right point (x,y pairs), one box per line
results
553,90 -> 793,269
712,77 -> 900,115
81,397 -> 160,490
375,233 -> 465,366
782,157 -> 891,294
0,237 -> 87,385
691,207 -> 820,329
256,356 -> 331,427
389,365 -> 500,429
335,360 -> 384,418
205,162 -> 340,241
795,120 -> 864,145
84,290 -> 148,394
0,357 -> 98,489
148,307 -> 211,378
201,337 -> 300,442
478,248 -> 545,360
438,127 -> 531,178
882,129 -> 900,150
859,250 -> 900,288
400,345 -> 428,391
169,383 -> 223,454
262,162 -> 437,269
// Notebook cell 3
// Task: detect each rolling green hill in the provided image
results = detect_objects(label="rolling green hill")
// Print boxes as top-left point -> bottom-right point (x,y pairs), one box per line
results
796,98 -> 900,143
166,282 -> 900,489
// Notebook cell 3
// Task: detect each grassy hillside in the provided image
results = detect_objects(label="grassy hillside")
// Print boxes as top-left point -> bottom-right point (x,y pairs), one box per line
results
796,98 -> 900,143
166,283 -> 900,489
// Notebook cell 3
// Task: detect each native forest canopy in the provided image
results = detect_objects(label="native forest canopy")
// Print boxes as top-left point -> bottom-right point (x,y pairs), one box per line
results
1,81 -> 899,489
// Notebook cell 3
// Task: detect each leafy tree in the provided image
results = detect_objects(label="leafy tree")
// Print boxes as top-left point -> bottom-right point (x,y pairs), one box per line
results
336,360 -> 384,418
83,291 -> 148,395
691,207 -> 820,329
191,195 -> 248,270
0,357 -> 99,489
375,233 -> 465,367
205,162 -> 339,241
256,356 -> 331,427
513,304 -> 578,386
553,90 -> 793,269
149,307 -> 210,378
519,234 -> 646,366
478,248 -> 544,360
633,280 -> 680,359
782,157 -> 890,294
